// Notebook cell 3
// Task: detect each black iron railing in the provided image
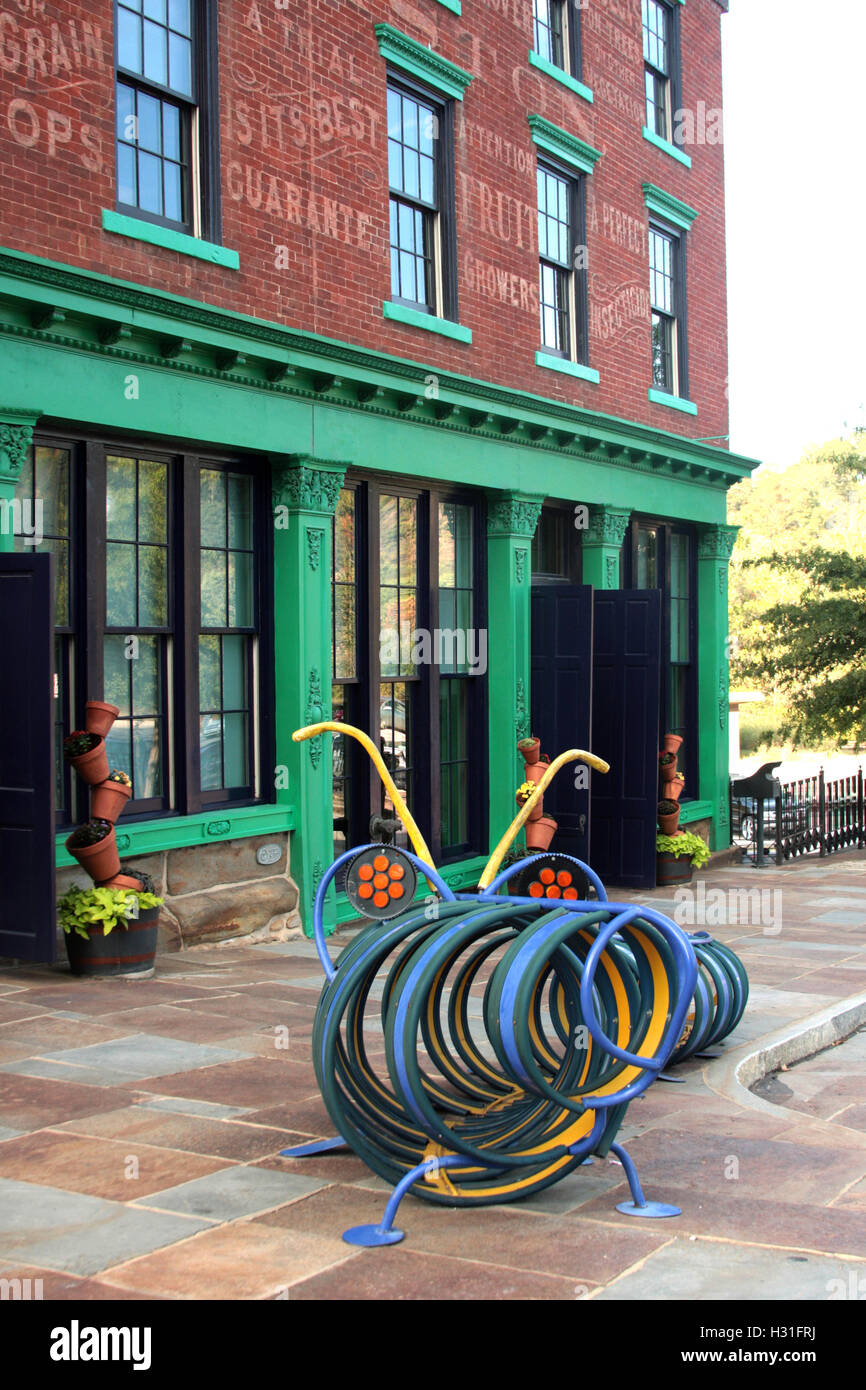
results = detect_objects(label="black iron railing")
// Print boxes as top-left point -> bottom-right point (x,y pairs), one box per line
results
731,766 -> 865,864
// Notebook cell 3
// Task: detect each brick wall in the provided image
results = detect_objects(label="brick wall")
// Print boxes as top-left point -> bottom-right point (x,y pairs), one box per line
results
0,0 -> 728,440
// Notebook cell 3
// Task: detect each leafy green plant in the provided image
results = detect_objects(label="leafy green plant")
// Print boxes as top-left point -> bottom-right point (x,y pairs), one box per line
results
656,832 -> 710,868
63,731 -> 99,759
58,885 -> 163,940
66,819 -> 112,848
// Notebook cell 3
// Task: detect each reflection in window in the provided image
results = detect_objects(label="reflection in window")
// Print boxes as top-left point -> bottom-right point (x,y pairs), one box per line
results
380,681 -> 412,846
379,494 -> 417,678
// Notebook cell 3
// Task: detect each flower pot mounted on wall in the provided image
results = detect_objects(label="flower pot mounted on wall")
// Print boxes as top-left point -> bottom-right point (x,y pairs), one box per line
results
63,732 -> 110,786
517,736 -> 540,765
659,752 -> 678,782
661,733 -> 683,755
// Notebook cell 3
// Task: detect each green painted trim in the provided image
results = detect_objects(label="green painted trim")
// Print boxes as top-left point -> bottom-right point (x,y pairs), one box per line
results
0,247 -> 761,488
641,127 -> 693,169
648,388 -> 697,416
383,301 -> 472,343
642,183 -> 699,230
536,351 -> 599,384
528,50 -> 593,104
678,800 -> 713,824
374,24 -> 473,100
102,210 -> 240,269
435,0 -> 461,12
528,116 -> 601,176
55,803 -> 295,867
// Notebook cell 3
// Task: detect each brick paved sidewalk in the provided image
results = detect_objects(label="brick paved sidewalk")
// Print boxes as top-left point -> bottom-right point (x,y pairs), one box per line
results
0,850 -> 864,1301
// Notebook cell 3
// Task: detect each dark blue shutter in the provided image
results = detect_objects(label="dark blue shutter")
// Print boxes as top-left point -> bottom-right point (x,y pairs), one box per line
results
530,584 -> 594,862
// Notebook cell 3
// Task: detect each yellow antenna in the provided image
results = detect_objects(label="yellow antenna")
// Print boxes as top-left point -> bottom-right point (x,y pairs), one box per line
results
292,721 -> 435,869
478,748 -> 610,889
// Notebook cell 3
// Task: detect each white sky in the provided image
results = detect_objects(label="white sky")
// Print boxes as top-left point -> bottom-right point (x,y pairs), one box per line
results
722,1 -> 866,469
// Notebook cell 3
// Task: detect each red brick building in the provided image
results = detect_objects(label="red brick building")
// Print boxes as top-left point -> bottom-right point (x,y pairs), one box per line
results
0,0 -> 755,956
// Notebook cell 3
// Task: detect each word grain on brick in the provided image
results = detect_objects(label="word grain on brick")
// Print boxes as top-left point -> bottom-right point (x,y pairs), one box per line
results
0,11 -> 104,80
226,162 -> 374,247
463,252 -> 539,315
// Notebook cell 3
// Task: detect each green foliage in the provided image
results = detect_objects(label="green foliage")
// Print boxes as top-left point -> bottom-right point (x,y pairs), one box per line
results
67,819 -> 112,847
738,707 -> 785,754
58,885 -> 163,940
656,832 -> 710,867
63,731 -> 99,758
728,434 -> 866,747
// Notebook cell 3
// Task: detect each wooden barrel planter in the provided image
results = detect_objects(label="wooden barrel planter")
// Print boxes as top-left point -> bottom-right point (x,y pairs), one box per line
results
656,852 -> 694,887
64,906 -> 159,978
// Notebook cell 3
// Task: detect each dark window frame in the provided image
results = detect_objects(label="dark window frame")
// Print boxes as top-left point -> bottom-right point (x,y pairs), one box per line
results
28,427 -> 272,828
531,502 -> 583,584
114,0 -> 222,241
533,0 -> 584,81
537,155 -> 589,365
386,71 -> 459,323
649,216 -> 689,398
642,0 -> 682,142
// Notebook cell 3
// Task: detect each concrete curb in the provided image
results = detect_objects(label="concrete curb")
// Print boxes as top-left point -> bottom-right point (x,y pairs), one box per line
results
704,989 -> 866,1133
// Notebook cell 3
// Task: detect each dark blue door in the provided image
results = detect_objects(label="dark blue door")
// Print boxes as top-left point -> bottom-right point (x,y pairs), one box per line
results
590,589 -> 661,888
530,584 -> 594,863
0,552 -> 56,961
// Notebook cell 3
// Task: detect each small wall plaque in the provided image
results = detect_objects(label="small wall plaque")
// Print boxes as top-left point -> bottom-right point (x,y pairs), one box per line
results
256,843 -> 283,866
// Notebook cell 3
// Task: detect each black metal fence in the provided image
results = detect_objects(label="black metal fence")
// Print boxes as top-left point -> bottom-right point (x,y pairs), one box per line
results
731,767 -> 865,864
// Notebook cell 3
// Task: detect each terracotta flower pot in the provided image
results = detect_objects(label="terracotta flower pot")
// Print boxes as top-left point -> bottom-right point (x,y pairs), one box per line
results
658,805 -> 681,835
65,824 -> 120,883
526,814 -> 557,851
661,733 -> 683,754
516,790 -> 544,822
67,737 -> 109,786
523,762 -> 547,786
517,737 -> 540,765
667,777 -> 685,802
90,779 -> 132,824
97,870 -> 149,891
659,756 -> 678,783
85,701 -> 120,739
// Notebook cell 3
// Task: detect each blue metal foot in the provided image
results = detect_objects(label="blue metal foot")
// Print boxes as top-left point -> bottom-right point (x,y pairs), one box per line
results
280,1136 -> 348,1157
610,1141 -> 681,1219
342,1155 -> 465,1247
658,1072 -> 687,1083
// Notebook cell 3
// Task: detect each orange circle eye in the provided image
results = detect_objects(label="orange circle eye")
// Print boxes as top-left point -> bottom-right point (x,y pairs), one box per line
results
545,885 -> 561,899
563,887 -> 578,900
373,873 -> 388,890
557,871 -> 572,887
529,881 -> 544,898
373,855 -> 388,871
358,864 -> 374,881
388,863 -> 404,880
539,868 -> 555,884
373,891 -> 389,908
388,882 -> 404,898
358,883 -> 373,899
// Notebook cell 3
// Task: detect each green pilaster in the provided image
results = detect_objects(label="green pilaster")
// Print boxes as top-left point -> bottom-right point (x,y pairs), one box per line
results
486,492 -> 543,852
696,523 -> 739,850
271,455 -> 347,935
581,505 -> 631,589
0,409 -> 39,552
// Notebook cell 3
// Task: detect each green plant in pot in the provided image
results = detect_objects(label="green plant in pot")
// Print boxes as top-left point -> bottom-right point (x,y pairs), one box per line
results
656,830 -> 710,887
657,798 -> 681,835
65,819 -> 120,882
658,750 -> 678,782
63,730 -> 109,786
58,885 -> 163,978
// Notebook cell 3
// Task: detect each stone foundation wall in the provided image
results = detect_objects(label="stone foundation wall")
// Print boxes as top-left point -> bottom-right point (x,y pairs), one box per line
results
56,833 -> 300,953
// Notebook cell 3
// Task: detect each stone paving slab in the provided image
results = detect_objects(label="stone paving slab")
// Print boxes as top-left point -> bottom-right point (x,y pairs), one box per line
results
132,1164 -> 328,1222
595,1237 -> 866,1301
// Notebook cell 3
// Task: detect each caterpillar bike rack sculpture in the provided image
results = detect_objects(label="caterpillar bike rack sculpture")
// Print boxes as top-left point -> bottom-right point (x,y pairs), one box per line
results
283,722 -> 747,1247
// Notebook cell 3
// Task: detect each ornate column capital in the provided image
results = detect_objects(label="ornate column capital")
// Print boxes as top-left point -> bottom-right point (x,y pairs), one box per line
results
583,505 -> 631,547
271,455 -> 347,515
486,491 -> 544,539
697,523 -> 739,561
0,408 -> 41,484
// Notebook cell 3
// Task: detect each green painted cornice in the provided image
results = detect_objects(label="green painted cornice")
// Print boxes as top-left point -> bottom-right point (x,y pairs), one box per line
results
0,247 -> 759,489
584,505 -> 631,546
697,523 -> 739,560
528,115 -> 602,175
642,183 -> 699,231
0,408 -> 41,482
374,24 -> 473,100
486,492 -> 544,538
271,456 -> 348,514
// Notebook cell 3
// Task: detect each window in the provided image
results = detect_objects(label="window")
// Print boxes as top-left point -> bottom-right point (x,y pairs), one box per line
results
387,78 -> 457,319
649,225 -> 677,392
330,477 -> 487,866
531,505 -> 582,582
15,434 -> 271,827
537,162 -> 587,363
532,0 -> 583,83
642,0 -> 679,142
626,519 -> 696,783
115,0 -> 220,237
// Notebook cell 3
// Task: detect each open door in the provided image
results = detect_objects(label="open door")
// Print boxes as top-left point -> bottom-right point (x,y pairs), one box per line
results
530,584 -> 594,863
590,589 -> 661,888
0,551 -> 56,961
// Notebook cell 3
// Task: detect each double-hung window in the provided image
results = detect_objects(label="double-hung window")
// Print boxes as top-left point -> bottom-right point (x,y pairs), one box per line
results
14,434 -> 271,828
530,0 -> 591,102
115,0 -> 220,237
387,79 -> 456,319
537,162 -> 588,365
642,1 -> 688,164
644,185 -> 697,406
